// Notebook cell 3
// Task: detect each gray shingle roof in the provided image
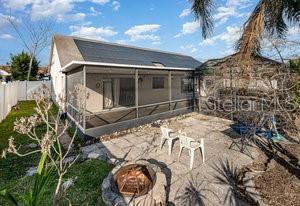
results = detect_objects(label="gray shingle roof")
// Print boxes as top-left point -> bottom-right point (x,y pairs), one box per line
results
52,35 -> 202,70
71,37 -> 201,69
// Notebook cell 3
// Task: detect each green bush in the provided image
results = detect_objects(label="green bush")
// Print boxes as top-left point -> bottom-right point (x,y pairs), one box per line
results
9,52 -> 39,80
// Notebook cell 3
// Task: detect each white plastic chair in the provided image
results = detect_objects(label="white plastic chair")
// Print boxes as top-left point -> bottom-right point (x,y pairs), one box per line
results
178,134 -> 205,170
160,126 -> 178,155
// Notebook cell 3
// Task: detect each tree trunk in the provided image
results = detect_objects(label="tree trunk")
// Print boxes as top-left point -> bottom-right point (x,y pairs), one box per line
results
53,175 -> 63,205
27,56 -> 33,81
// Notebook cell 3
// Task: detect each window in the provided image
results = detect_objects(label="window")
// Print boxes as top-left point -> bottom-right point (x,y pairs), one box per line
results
152,77 -> 165,89
181,77 -> 193,93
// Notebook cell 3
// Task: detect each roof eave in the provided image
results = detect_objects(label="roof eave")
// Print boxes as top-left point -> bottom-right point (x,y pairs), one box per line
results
61,61 -> 196,73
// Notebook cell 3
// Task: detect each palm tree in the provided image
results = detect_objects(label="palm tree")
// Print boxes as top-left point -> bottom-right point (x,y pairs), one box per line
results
191,0 -> 300,62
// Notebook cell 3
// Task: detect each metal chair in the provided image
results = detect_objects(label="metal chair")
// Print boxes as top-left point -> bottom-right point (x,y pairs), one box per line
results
160,126 -> 178,155
178,134 -> 205,170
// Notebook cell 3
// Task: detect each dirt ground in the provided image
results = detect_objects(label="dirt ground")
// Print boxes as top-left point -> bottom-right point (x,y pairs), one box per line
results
251,144 -> 300,206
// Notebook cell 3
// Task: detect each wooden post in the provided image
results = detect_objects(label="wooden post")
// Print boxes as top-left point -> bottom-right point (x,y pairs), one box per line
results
192,71 -> 196,111
198,75 -> 201,112
135,69 -> 139,118
168,70 -> 172,111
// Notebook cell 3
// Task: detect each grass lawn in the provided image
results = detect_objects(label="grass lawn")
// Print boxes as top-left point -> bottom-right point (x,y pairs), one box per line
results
0,101 -> 114,205
0,101 -> 41,186
2,159 -> 113,206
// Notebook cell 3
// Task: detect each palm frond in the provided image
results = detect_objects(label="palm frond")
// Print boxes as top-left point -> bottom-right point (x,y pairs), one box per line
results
265,0 -> 288,38
190,0 -> 214,39
236,0 -> 266,63
284,0 -> 300,25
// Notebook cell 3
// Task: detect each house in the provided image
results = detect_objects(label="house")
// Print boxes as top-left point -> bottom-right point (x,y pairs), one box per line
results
49,35 -> 202,137
0,66 -> 12,82
37,66 -> 50,79
196,53 -> 284,117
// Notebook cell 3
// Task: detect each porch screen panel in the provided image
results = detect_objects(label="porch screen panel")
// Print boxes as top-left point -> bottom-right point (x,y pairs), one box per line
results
85,67 -> 136,128
171,71 -> 194,110
138,69 -> 170,117
66,68 -> 84,127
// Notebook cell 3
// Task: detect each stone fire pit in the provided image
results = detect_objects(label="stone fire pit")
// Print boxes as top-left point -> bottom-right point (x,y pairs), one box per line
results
102,160 -> 167,206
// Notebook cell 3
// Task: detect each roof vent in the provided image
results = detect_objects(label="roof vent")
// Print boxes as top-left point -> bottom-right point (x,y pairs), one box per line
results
152,62 -> 165,67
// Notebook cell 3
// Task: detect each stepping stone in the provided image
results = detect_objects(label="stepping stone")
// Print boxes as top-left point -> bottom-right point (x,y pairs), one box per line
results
26,166 -> 37,176
88,152 -> 100,159
25,143 -> 38,149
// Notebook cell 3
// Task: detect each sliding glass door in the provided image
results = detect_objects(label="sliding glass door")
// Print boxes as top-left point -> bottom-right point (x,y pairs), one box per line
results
103,78 -> 135,109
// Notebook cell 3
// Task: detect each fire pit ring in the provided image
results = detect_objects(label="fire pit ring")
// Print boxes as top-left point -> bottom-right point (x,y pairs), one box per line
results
101,160 -> 167,206
114,164 -> 157,197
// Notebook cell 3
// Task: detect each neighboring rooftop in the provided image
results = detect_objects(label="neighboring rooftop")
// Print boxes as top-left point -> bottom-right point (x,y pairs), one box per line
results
52,35 -> 202,69
199,53 -> 283,71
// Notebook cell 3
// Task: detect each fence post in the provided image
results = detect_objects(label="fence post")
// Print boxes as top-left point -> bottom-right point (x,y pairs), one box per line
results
3,83 -> 6,119
0,84 -> 3,121
25,80 -> 28,100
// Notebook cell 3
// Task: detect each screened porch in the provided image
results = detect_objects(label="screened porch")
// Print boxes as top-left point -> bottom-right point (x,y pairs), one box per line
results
66,65 -> 199,136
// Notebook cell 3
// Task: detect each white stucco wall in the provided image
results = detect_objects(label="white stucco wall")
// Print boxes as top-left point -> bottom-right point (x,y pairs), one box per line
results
50,43 -> 66,108
85,73 -> 193,114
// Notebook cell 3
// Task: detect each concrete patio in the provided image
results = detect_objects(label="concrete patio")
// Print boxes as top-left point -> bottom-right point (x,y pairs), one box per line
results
80,113 -> 262,205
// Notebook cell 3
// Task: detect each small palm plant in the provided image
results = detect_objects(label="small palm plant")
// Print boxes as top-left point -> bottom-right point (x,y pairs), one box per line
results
212,159 -> 258,206
175,173 -> 218,206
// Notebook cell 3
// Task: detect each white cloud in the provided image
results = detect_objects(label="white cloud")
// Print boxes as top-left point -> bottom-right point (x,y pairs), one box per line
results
179,9 -> 191,18
288,27 -> 300,36
2,0 -> 109,21
112,1 -> 120,11
125,24 -> 161,42
211,0 -> 251,26
217,26 -> 242,43
2,0 -> 33,9
65,12 -> 86,22
91,0 -> 110,5
199,38 -> 215,46
227,0 -> 245,6
90,7 -> 101,16
199,26 -> 242,46
70,25 -> 118,41
213,6 -> 248,26
152,41 -> 161,45
115,39 -> 127,44
0,33 -> 15,40
30,0 -> 74,20
214,7 -> 235,21
226,0 -> 252,8
0,13 -> 13,28
175,21 -> 200,38
180,44 -> 198,53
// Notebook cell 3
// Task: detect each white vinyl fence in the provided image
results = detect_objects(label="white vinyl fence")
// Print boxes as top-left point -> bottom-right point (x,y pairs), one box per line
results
0,80 -> 51,122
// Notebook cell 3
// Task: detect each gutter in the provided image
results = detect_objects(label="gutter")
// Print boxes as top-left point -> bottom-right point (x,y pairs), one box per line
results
61,61 -> 196,73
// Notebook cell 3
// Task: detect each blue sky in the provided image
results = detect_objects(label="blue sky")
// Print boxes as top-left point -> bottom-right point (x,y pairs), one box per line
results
0,0 -> 299,66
